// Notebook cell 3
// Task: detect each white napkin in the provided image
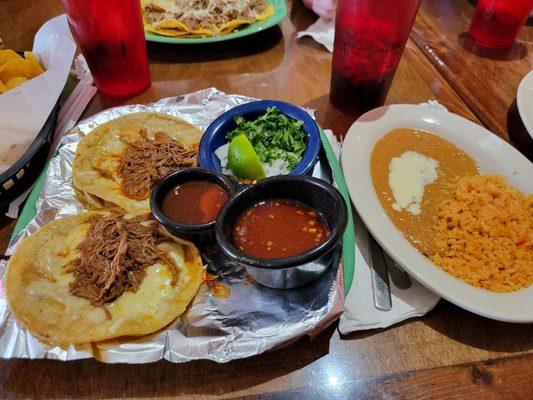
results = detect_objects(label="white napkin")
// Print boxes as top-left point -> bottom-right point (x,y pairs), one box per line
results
297,17 -> 335,53
339,217 -> 440,333
334,101 -> 450,333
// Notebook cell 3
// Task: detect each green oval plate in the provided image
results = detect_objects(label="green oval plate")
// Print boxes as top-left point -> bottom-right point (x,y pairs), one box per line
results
144,0 -> 287,44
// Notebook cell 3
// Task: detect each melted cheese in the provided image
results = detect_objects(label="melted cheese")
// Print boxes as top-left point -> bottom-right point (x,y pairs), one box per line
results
5,212 -> 203,344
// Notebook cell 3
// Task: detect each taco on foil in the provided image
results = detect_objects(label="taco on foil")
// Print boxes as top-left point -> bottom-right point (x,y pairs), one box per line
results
5,212 -> 203,344
142,0 -> 275,37
73,112 -> 202,215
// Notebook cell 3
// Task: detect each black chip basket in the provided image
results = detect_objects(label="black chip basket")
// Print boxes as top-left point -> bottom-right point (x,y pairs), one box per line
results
0,102 -> 59,209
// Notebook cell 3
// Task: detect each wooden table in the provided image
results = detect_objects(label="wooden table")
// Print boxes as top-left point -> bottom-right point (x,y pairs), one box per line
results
412,0 -> 533,159
1,0 -> 532,398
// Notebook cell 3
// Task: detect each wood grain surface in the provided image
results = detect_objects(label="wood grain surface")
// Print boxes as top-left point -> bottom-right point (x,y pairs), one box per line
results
0,0 -> 532,399
412,0 -> 533,159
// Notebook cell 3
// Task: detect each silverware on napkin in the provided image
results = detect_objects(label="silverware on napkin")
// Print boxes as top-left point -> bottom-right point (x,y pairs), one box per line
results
369,232 -> 413,310
369,233 -> 392,311
383,251 -> 412,290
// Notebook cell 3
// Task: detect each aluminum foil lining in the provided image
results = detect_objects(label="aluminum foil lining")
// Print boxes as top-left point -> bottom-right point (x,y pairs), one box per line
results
0,88 -> 344,363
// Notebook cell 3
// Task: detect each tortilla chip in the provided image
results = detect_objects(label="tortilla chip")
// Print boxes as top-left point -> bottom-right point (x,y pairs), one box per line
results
0,58 -> 32,81
24,51 -> 41,67
155,29 -> 190,37
0,58 -> 42,82
0,49 -> 21,66
149,28 -> 194,37
257,4 -> 275,21
156,19 -> 217,36
5,212 -> 204,344
5,76 -> 29,90
220,18 -> 255,32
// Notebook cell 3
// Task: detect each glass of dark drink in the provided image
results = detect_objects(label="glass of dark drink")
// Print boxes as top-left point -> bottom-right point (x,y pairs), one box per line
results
330,0 -> 422,117
61,0 -> 151,98
468,0 -> 533,48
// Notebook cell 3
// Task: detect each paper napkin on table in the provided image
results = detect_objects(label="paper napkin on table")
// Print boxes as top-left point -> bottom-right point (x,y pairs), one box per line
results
338,215 -> 440,333
0,14 -> 75,173
297,17 -> 335,53
325,101 -> 449,333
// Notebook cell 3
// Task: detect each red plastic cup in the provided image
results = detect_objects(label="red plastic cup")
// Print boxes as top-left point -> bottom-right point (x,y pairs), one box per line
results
330,0 -> 421,117
61,0 -> 151,98
468,0 -> 533,48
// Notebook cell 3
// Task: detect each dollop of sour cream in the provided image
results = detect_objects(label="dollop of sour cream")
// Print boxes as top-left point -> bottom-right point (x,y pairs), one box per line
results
388,151 -> 439,215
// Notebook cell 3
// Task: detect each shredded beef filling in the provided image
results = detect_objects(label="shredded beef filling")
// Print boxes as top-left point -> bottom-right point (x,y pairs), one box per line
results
118,129 -> 197,200
65,214 -> 179,307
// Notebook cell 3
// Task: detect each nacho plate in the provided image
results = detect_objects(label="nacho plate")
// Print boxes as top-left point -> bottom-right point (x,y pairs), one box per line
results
144,0 -> 287,44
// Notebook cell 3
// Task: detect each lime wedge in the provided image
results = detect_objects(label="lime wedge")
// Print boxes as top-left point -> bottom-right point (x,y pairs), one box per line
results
227,134 -> 266,180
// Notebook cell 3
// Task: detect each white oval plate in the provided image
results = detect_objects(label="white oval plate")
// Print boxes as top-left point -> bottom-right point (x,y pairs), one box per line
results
517,70 -> 533,140
341,104 -> 533,323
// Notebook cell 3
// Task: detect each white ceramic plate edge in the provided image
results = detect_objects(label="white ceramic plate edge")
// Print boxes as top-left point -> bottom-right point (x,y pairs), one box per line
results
341,104 -> 533,323
517,70 -> 533,140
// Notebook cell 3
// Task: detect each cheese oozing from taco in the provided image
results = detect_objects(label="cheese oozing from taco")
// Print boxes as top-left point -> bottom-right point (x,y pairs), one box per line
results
5,212 -> 203,344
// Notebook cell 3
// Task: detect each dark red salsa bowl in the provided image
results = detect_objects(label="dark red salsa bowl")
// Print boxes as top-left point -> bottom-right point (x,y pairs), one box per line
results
215,175 -> 347,289
150,168 -> 237,245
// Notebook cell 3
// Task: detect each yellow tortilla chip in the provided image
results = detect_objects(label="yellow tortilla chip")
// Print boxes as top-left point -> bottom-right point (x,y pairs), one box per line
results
24,51 -> 43,68
5,76 -> 29,90
0,80 -> 6,93
220,18 -> 254,32
144,18 -> 197,37
218,3 -> 274,32
149,28 -> 192,37
220,27 -> 238,36
0,49 -> 21,66
156,19 -> 190,30
0,58 -> 42,82
27,60 -> 44,76
0,58 -> 33,82
257,4 -> 275,21
156,19 -> 216,36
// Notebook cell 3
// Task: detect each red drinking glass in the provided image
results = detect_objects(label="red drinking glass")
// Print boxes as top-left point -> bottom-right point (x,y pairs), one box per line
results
330,0 -> 421,117
61,0 -> 151,98
468,0 -> 533,48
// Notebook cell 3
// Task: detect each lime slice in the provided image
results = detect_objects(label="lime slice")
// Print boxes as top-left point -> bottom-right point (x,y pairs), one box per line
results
227,134 -> 266,180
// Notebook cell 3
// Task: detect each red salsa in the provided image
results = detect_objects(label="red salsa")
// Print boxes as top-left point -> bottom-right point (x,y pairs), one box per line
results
233,199 -> 330,259
162,180 -> 228,224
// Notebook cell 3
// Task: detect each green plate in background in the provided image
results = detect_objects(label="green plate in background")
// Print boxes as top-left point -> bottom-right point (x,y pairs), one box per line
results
145,0 -> 287,44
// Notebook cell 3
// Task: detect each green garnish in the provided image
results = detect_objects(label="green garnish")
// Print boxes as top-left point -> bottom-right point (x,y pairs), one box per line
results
226,107 -> 307,170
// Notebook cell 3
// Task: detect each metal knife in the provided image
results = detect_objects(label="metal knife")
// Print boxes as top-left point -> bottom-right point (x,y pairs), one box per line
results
369,233 -> 392,311
383,250 -> 412,290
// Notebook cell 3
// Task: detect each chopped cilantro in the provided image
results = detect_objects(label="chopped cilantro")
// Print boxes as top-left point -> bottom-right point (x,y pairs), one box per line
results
226,107 -> 307,170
